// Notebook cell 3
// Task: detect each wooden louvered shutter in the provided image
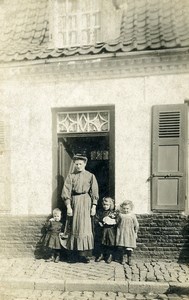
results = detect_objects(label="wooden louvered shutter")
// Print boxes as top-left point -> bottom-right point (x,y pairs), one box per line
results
151,104 -> 188,211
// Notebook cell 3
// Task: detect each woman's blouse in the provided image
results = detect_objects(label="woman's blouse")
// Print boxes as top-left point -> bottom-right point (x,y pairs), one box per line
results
62,170 -> 99,206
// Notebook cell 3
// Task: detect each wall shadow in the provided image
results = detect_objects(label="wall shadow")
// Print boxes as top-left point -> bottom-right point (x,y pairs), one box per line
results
34,214 -> 52,259
178,218 -> 189,263
35,175 -> 68,260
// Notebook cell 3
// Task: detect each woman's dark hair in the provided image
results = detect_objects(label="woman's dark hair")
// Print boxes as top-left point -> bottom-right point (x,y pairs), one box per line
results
73,153 -> 88,163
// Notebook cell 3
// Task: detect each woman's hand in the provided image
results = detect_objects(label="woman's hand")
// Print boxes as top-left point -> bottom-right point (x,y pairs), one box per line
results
67,204 -> 73,216
90,205 -> 96,216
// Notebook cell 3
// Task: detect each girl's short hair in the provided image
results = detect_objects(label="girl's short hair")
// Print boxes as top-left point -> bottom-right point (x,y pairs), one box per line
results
52,208 -> 61,216
120,200 -> 134,210
102,197 -> 115,210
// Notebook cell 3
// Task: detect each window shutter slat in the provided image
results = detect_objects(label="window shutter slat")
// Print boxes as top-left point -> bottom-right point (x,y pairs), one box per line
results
159,111 -> 180,138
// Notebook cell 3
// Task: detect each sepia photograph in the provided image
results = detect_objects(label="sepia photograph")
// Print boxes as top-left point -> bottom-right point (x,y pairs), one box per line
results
0,0 -> 189,299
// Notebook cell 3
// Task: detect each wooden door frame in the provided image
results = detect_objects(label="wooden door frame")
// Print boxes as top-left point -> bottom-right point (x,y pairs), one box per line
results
52,105 -> 115,208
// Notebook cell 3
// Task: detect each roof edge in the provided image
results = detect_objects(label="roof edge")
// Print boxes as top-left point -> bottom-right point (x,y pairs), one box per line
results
0,47 -> 189,69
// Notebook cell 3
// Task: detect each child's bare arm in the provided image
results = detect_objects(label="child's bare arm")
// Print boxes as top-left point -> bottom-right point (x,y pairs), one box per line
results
133,215 -> 139,232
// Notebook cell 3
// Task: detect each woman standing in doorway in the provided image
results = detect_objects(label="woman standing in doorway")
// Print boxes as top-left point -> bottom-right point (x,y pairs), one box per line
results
62,154 -> 99,263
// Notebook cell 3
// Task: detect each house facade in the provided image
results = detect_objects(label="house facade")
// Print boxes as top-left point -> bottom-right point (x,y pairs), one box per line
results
0,0 -> 189,260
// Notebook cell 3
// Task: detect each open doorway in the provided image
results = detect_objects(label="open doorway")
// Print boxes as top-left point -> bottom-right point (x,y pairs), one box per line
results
58,135 -> 110,208
53,106 -> 115,211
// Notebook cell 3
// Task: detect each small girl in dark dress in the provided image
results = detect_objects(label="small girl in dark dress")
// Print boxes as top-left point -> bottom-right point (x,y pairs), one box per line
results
95,197 -> 117,264
44,208 -> 63,263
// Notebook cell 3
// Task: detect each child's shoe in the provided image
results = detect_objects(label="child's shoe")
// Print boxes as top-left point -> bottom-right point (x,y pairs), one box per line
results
85,257 -> 90,263
45,255 -> 54,262
54,255 -> 60,263
95,254 -> 104,262
106,254 -> 112,264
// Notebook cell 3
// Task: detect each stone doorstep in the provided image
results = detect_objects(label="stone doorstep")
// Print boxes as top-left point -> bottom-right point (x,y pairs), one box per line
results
0,278 -> 189,294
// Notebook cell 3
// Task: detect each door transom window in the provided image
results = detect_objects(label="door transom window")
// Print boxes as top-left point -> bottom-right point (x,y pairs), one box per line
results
57,111 -> 110,133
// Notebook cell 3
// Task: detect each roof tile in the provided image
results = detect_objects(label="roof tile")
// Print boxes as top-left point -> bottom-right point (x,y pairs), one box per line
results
0,0 -> 188,62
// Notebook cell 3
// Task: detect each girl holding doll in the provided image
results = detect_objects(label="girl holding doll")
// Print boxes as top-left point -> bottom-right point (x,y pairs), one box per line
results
95,197 -> 117,264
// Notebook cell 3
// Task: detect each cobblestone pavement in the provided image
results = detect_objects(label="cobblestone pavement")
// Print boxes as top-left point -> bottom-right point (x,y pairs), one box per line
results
0,258 -> 188,283
123,261 -> 189,283
0,289 -> 188,300
0,258 -> 189,299
0,258 -> 123,281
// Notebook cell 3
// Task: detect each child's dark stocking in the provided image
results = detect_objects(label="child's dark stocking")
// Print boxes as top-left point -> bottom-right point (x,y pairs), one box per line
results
45,249 -> 55,262
118,247 -> 124,264
54,250 -> 60,263
126,250 -> 132,266
95,245 -> 105,262
106,246 -> 113,264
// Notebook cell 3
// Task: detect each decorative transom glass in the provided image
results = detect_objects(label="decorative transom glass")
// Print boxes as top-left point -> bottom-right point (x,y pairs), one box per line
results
52,0 -> 101,47
57,111 -> 110,133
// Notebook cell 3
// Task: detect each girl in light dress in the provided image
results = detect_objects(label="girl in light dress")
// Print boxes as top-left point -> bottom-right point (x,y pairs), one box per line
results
116,200 -> 139,265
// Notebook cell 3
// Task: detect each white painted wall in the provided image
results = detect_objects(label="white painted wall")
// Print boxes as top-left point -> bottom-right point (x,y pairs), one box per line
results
1,72 -> 189,215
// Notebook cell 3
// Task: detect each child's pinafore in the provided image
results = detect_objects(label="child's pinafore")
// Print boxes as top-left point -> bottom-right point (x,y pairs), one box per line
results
96,210 -> 117,246
44,220 -> 62,249
116,212 -> 139,248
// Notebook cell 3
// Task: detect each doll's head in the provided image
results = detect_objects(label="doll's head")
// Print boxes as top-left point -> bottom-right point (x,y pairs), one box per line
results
52,208 -> 61,221
120,200 -> 134,214
102,197 -> 115,211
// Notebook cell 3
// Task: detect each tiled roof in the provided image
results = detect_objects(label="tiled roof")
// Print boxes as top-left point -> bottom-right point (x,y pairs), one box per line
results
0,0 -> 189,63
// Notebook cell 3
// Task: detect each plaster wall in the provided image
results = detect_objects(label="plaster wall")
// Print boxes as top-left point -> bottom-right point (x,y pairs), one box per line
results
1,72 -> 189,215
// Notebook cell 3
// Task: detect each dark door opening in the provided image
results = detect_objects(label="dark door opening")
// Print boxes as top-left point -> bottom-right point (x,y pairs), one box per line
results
57,135 -> 111,209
